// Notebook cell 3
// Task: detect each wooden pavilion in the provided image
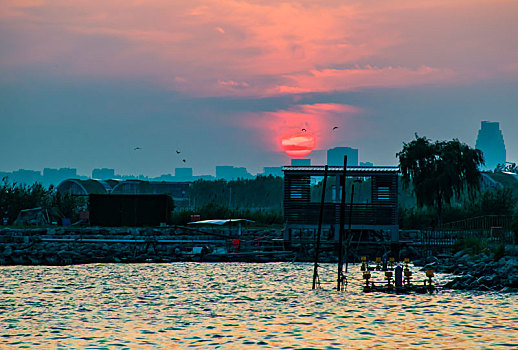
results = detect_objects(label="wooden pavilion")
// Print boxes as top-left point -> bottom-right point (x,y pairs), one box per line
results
282,165 -> 400,243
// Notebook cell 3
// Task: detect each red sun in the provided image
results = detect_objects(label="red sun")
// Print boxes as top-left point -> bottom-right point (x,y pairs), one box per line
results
281,133 -> 316,157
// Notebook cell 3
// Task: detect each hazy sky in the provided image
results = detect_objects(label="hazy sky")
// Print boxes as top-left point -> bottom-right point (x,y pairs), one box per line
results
1,0 -> 517,176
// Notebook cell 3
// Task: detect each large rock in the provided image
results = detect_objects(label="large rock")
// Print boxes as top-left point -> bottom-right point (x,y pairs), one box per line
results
2,245 -> 13,257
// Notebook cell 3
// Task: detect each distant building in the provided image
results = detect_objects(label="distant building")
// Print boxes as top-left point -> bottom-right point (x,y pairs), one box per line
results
475,121 -> 506,171
111,180 -> 189,204
175,168 -> 193,180
56,179 -> 112,196
43,168 -> 77,186
57,179 -> 190,207
216,166 -> 252,180
263,167 -> 284,177
360,161 -> 374,167
153,174 -> 175,181
92,168 -> 115,179
10,169 -> 42,185
290,158 -> 311,166
194,175 -> 216,181
327,147 -> 359,166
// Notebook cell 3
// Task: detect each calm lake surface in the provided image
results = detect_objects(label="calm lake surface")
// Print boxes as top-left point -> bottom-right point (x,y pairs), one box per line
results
1,262 -> 517,349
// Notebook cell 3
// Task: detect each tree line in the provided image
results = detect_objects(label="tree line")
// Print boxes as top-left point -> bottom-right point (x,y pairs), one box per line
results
188,175 -> 283,209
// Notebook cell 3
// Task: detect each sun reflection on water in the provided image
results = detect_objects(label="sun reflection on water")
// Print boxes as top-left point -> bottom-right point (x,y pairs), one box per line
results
1,262 -> 517,349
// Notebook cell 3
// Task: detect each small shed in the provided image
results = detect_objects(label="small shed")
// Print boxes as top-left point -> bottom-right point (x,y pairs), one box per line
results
89,194 -> 173,227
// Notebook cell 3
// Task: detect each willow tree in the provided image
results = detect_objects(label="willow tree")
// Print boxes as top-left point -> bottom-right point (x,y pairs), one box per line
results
397,134 -> 484,226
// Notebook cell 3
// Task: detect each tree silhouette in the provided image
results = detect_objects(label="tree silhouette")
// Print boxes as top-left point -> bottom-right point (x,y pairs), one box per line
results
397,134 -> 484,226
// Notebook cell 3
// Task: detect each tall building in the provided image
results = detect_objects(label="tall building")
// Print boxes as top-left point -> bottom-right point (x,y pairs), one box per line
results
475,121 -> 506,171
327,147 -> 359,166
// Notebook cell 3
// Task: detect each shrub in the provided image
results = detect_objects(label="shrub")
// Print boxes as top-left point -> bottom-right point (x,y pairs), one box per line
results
453,237 -> 487,255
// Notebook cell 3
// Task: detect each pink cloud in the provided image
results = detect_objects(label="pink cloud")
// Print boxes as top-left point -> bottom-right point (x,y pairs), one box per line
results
1,0 -> 516,96
269,65 -> 457,95
218,80 -> 249,88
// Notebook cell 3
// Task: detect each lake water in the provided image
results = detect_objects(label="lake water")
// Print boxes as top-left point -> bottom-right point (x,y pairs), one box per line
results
1,262 -> 517,349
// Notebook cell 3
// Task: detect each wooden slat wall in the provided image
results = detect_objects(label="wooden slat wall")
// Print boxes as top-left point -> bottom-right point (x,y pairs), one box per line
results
284,173 -> 398,226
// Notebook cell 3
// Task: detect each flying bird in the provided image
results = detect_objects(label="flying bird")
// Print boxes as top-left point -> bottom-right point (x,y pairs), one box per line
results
332,126 -> 339,130
134,147 -> 142,150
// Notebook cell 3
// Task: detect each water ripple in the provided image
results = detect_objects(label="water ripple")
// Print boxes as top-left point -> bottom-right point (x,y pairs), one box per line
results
1,262 -> 517,349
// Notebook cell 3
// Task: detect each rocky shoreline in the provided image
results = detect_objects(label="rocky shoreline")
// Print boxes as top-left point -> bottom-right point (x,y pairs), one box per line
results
2,227 -> 517,293
0,226 -> 296,265
414,246 -> 518,293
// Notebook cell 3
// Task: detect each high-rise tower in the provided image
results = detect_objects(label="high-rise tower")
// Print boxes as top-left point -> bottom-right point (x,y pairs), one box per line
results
475,121 -> 506,171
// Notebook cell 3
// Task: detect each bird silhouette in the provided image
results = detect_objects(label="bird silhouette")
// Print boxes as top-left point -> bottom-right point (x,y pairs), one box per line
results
332,126 -> 339,130
134,147 -> 142,150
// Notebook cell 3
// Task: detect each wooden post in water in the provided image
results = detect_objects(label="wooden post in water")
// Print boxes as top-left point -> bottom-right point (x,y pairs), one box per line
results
312,165 -> 328,290
337,156 -> 347,291
345,183 -> 354,274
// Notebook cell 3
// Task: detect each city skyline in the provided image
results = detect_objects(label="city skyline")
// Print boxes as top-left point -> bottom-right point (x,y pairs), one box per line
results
1,1 -> 517,176
4,129 -> 514,187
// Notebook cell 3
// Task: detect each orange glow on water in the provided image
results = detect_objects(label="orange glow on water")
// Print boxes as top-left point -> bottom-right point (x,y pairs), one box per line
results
281,133 -> 315,157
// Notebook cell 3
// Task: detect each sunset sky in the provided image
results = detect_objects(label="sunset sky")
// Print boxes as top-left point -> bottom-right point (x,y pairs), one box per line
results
1,0 -> 517,176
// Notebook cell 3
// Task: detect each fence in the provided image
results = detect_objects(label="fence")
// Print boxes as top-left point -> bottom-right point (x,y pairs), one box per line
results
419,227 -> 515,257
440,215 -> 512,232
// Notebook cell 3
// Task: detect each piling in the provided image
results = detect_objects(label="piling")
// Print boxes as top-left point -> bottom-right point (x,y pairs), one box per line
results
337,156 -> 347,291
312,165 -> 328,290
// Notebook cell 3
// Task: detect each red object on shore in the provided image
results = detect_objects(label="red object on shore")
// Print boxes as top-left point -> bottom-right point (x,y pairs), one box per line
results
232,239 -> 240,252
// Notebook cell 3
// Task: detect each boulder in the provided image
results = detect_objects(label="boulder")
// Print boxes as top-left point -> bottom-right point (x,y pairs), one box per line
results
2,245 -> 13,257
